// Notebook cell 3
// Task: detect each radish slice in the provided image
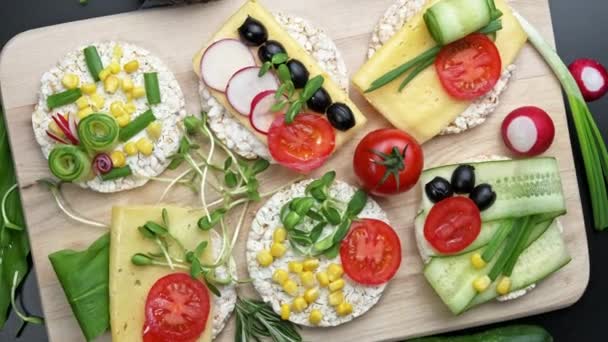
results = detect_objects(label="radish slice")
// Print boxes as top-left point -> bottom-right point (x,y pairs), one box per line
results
501,106 -> 555,156
569,58 -> 608,102
226,67 -> 279,116
249,90 -> 287,134
200,39 -> 256,92
68,112 -> 79,143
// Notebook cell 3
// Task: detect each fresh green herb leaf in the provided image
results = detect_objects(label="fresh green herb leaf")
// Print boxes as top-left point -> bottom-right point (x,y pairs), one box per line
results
271,99 -> 288,112
302,75 -> 324,100
224,157 -> 233,170
272,53 -> 289,65
345,190 -> 368,218
235,297 -> 302,342
259,61 -> 273,77
131,253 -> 154,266
224,171 -> 238,188
332,218 -> 352,245
204,276 -> 222,297
197,209 -> 226,231
195,241 -> 208,257
323,242 -> 341,259
310,221 -> 326,243
143,221 -> 168,236
190,257 -> 202,278
306,209 -> 324,221
321,206 -> 342,225
285,100 -> 303,124
252,159 -> 270,175
277,63 -> 291,83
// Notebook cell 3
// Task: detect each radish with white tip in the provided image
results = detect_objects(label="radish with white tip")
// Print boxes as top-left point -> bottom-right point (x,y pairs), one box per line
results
501,106 -> 555,156
249,90 -> 287,134
569,58 -> 608,102
200,39 -> 256,92
226,67 -> 279,116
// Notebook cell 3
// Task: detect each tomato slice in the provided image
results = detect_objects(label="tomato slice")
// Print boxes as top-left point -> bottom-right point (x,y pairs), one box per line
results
144,273 -> 210,342
339,218 -> 402,285
435,33 -> 502,100
267,113 -> 335,173
424,197 -> 482,254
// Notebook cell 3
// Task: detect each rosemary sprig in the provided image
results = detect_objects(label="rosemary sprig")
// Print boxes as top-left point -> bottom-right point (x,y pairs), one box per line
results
235,297 -> 302,342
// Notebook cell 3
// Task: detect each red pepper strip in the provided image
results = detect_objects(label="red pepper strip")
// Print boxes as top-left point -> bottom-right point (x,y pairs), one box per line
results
52,114 -> 79,145
46,131 -> 70,144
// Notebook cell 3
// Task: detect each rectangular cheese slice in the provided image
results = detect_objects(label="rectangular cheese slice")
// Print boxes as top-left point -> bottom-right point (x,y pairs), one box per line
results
193,0 -> 366,150
110,206 -> 213,342
352,0 -> 527,144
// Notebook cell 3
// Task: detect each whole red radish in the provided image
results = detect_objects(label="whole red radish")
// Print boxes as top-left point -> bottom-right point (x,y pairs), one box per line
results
501,106 -> 555,156
568,58 -> 608,102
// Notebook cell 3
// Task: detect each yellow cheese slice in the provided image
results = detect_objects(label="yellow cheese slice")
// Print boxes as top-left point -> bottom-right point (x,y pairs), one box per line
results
352,0 -> 527,144
193,0 -> 366,151
110,206 -> 213,342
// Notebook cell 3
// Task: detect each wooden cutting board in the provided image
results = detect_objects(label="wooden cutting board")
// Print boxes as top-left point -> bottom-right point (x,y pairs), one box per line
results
0,0 -> 589,341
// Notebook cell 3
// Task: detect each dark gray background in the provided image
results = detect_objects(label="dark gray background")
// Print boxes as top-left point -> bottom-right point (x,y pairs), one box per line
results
0,0 -> 606,341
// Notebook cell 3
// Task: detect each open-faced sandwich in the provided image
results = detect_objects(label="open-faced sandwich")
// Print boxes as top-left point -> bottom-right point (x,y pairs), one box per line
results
32,41 -> 186,192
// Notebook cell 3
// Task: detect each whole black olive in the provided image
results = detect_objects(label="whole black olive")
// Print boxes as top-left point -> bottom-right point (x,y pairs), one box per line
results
326,103 -> 356,131
307,87 -> 332,113
286,59 -> 309,88
258,40 -> 286,63
425,177 -> 453,203
469,184 -> 497,211
451,165 -> 476,194
238,16 -> 268,46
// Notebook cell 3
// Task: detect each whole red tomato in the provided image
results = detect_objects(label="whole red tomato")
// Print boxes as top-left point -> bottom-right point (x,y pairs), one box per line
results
353,129 -> 423,196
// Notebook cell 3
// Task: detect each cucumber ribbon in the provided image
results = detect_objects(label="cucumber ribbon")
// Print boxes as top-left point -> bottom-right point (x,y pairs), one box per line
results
48,145 -> 92,182
77,113 -> 119,153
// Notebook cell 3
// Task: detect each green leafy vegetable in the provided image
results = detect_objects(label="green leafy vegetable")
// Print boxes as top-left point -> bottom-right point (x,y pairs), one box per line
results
235,297 -> 302,342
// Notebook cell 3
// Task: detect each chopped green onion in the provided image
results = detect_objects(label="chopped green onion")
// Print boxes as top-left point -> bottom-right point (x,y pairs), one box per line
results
48,145 -> 91,182
101,166 -> 132,181
119,109 -> 156,142
83,46 -> 103,82
144,72 -> 161,105
46,88 -> 82,109
77,113 -> 119,153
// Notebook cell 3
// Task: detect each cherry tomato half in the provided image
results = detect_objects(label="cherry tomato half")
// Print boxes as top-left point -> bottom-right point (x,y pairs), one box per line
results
423,197 -> 482,254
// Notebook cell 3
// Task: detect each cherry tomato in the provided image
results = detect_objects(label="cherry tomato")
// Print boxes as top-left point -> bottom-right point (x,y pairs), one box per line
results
353,128 -> 423,196
267,113 -> 336,173
424,197 -> 481,254
143,273 -> 210,342
340,218 -> 402,285
435,33 -> 502,100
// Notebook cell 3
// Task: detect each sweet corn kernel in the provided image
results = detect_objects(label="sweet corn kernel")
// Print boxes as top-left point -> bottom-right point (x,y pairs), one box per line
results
124,60 -> 140,73
77,106 -> 93,119
110,151 -> 127,168
300,271 -> 316,289
256,249 -> 273,267
328,291 -> 344,306
303,288 -> 319,304
471,253 -> 487,270
124,101 -> 137,114
309,309 -> 322,325
280,304 -> 290,320
291,297 -> 308,313
497,277 -> 512,295
146,121 -> 162,141
47,121 -> 63,137
75,96 -> 89,110
110,101 -> 127,117
122,77 -> 134,92
282,279 -> 298,296
81,83 -> 97,95
270,242 -> 287,258
104,75 -> 120,94
303,258 -> 320,272
136,138 -> 154,156
272,269 -> 289,285
113,44 -> 123,59
273,227 -> 287,243
131,86 -> 145,99
62,73 -> 80,89
124,142 -> 138,156
288,261 -> 303,274
327,263 -> 344,281
336,302 -> 353,316
316,271 -> 330,287
99,68 -> 111,81
328,279 -> 345,292
90,93 -> 105,110
109,62 -> 121,74
473,275 -> 491,293
116,115 -> 131,128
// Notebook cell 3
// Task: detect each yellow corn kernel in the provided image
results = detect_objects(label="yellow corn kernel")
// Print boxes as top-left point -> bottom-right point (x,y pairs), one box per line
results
303,258 -> 320,272
81,83 -> 97,95
47,121 -> 63,137
328,279 -> 345,292
99,68 -> 111,81
146,121 -> 162,141
303,287 -> 319,304
110,151 -> 127,168
124,101 -> 137,114
122,77 -> 134,92
497,277 -> 512,295
282,279 -> 298,296
110,101 -> 127,117
75,96 -> 89,110
124,60 -> 140,73
131,86 -> 145,99
280,304 -> 290,320
123,142 -> 138,156
471,253 -> 487,270
300,271 -> 316,289
61,73 -> 80,89
113,44 -> 123,59
473,275 -> 491,293
327,263 -> 344,281
288,261 -> 303,274
90,93 -> 105,110
316,271 -> 330,287
109,62 -> 121,74
270,242 -> 286,258
336,302 -> 353,316
309,309 -> 322,325
116,115 -> 131,128
272,269 -> 289,285
291,297 -> 308,313
328,291 -> 344,306
256,249 -> 273,267
273,227 -> 287,243
104,75 -> 120,94
77,106 -> 93,119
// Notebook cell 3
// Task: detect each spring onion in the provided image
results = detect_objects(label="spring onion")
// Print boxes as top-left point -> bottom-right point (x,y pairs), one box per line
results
144,72 -> 161,105
46,88 -> 82,110
77,114 -> 119,153
48,145 -> 92,182
101,166 -> 132,181
516,13 -> 608,230
84,46 -> 103,82
119,109 -> 156,142
481,219 -> 513,262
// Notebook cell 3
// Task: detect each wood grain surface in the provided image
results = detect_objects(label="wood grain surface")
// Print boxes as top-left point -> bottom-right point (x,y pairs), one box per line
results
0,0 -> 589,341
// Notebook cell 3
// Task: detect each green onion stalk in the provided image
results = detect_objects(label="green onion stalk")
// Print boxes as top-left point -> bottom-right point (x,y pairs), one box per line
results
77,113 -> 119,153
48,145 -> 92,182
